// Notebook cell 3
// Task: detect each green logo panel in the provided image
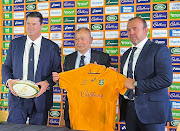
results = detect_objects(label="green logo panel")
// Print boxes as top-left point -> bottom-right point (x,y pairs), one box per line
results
50,17 -> 62,24
3,28 -> 12,34
136,13 -> 150,20
170,83 -> 180,91
172,110 -> 180,119
3,13 -> 12,19
63,9 -> 75,16
41,25 -> 49,32
120,39 -> 132,46
170,12 -> 180,19
52,103 -> 61,109
3,0 -> 12,4
105,40 -> 118,46
77,1 -> 89,7
3,42 -> 10,48
153,0 -> 167,2
1,101 -> 8,107
1,86 -> 9,92
63,17 -> 75,23
26,0 -> 36,3
105,48 -> 119,55
106,0 -> 118,5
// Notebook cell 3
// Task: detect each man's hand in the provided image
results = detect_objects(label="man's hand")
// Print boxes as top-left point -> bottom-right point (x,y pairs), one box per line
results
109,67 -> 117,72
36,80 -> 49,97
52,72 -> 59,83
8,79 -> 20,96
125,78 -> 135,90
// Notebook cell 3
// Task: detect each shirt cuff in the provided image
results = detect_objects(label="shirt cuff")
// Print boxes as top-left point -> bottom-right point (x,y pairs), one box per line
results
134,81 -> 137,87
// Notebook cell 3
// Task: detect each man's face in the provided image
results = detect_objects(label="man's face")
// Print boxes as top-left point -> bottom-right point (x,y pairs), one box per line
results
75,29 -> 93,54
26,17 -> 43,39
127,18 -> 148,45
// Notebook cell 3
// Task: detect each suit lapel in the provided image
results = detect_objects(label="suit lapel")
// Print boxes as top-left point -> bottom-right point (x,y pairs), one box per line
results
70,52 -> 77,70
121,48 -> 131,73
134,40 -> 152,76
90,49 -> 98,63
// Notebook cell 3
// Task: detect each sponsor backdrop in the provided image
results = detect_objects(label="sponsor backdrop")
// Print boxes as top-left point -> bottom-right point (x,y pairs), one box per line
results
1,0 -> 180,130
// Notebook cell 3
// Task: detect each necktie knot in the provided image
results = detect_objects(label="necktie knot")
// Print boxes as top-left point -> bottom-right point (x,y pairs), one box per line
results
132,47 -> 137,53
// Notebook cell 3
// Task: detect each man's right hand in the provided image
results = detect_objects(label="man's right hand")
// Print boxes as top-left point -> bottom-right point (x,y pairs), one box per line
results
52,72 -> 59,83
7,79 -> 19,96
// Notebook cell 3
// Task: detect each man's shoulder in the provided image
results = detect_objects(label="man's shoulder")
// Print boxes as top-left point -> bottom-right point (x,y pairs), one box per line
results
11,36 -> 26,42
65,51 -> 77,59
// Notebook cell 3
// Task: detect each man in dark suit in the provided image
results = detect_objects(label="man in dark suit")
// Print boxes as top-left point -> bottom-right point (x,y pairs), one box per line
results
119,17 -> 173,131
2,12 -> 61,125
53,27 -> 111,128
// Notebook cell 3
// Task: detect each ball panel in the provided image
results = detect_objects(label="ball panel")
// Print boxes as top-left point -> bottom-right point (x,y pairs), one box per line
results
13,80 -> 40,99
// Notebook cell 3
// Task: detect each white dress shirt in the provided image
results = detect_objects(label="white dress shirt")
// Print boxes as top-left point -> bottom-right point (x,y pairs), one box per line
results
75,48 -> 91,69
123,37 -> 148,99
23,35 -> 42,80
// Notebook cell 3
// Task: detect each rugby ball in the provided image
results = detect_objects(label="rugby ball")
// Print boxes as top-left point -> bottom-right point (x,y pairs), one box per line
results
13,80 -> 39,98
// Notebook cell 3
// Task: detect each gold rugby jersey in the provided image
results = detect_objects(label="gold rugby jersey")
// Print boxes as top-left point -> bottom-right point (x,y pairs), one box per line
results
59,63 -> 127,131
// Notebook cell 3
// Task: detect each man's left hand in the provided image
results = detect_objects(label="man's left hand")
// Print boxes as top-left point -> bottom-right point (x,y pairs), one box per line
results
125,78 -> 135,90
36,80 -> 49,97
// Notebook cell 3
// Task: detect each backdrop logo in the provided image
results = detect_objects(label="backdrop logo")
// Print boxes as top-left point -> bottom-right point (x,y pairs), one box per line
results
63,9 -> 75,15
49,111 -> 60,117
3,27 -> 12,34
105,48 -> 118,55
14,0 -> 24,4
41,26 -> 49,32
120,31 -> 128,38
26,4 -> 36,10
43,18 -> 49,24
153,12 -> 167,20
50,17 -> 61,24
170,120 -> 180,127
170,47 -> 180,55
63,17 -> 75,23
3,20 -> 12,26
105,23 -> 118,30
110,56 -> 118,63
136,5 -> 150,12
2,50 -> 8,55
152,30 -> 167,37
50,9 -> 62,16
77,16 -> 89,23
38,2 -> 49,10
120,47 -> 129,55
3,0 -> 12,4
171,101 -> 180,109
172,56 -> 180,64
63,40 -> 75,47
121,0 -> 134,4
26,0 -> 36,3
137,0 -> 150,3
153,39 -> 167,45
3,6 -> 12,12
63,33 -> 75,39
91,16 -> 103,22
105,31 -> 119,38
170,92 -> 180,99
106,0 -> 118,5
91,0 -> 104,7
170,29 -> 180,37
106,15 -> 118,22
105,6 -> 119,14
91,32 -> 103,39
50,33 -> 62,40
153,4 -> 167,11
63,1 -> 75,8
77,8 -> 89,15
50,25 -> 61,31
170,2 -> 180,10
169,38 -> 180,46
120,14 -> 134,21
14,12 -> 24,19
172,110 -> 180,119
120,124 -> 126,130
53,87 -> 61,93
52,103 -> 61,109
170,20 -> 180,28
63,25 -> 75,31
120,39 -> 132,46
172,65 -> 180,72
91,24 -> 103,30
3,13 -> 12,19
92,40 -> 103,47
121,6 -> 134,13
169,12 -> 180,19
77,1 -> 89,7
14,20 -> 24,26
136,13 -> 150,20
51,2 -> 61,8
173,74 -> 180,82
63,48 -> 75,55
49,118 -> 60,125
153,21 -> 167,28
91,8 -> 103,14
3,35 -> 12,41
105,40 -> 118,46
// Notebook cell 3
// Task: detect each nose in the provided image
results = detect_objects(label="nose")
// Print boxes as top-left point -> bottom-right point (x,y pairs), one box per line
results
129,29 -> 135,34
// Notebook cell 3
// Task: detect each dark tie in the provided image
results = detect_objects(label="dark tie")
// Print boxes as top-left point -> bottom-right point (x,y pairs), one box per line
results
79,55 -> 85,67
27,42 -> 34,82
127,47 -> 137,100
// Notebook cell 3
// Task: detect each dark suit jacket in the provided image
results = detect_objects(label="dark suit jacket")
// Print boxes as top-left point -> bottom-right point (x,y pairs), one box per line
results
2,36 -> 62,112
119,40 -> 173,124
63,49 -> 111,120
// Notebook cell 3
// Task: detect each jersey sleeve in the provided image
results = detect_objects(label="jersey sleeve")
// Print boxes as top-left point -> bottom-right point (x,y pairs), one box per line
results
114,72 -> 127,95
58,70 -> 74,90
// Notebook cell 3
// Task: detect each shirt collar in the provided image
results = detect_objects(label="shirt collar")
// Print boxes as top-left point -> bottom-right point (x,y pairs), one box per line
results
27,35 -> 42,46
132,37 -> 148,49
77,48 -> 91,59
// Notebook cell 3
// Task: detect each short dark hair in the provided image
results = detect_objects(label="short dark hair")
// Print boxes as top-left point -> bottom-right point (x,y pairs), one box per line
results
75,27 -> 91,37
26,11 -> 43,24
128,17 -> 147,28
